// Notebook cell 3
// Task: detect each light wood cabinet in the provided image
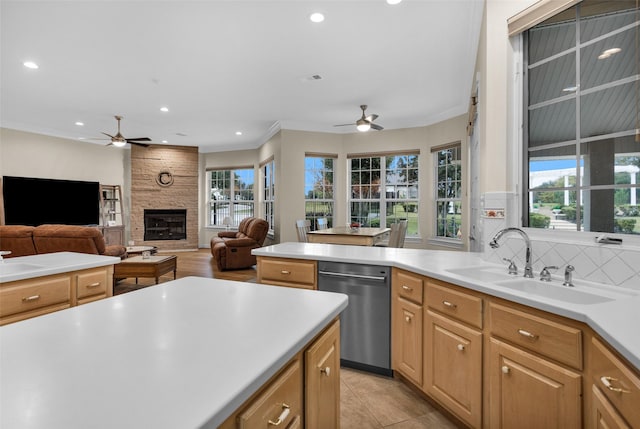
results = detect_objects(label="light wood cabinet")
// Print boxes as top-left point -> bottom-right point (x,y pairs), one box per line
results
591,384 -> 631,429
489,337 -> 582,429
0,275 -> 71,324
0,265 -> 113,325
305,319 -> 340,429
489,302 -> 582,370
75,267 -> 110,305
392,269 -> 424,385
220,319 -> 340,429
237,359 -> 303,429
257,257 -> 317,289
425,309 -> 482,428
589,337 -> 640,428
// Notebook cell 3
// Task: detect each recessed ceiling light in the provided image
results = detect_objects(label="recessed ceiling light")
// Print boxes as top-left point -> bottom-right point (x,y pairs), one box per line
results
310,12 -> 325,23
386,0 -> 402,4
78,137 -> 86,140
562,85 -> 578,92
75,121 -> 84,126
598,47 -> 621,60
23,61 -> 39,69
160,106 -> 169,112
235,131 -> 243,136
162,140 -> 168,143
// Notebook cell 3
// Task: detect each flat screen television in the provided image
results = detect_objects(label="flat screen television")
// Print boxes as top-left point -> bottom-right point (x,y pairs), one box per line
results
2,176 -> 100,226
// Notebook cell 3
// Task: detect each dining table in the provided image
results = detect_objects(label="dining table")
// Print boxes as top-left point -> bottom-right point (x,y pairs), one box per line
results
307,226 -> 391,246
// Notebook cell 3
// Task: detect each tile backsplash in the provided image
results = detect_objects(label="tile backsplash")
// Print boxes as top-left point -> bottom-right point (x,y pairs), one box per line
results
480,192 -> 640,291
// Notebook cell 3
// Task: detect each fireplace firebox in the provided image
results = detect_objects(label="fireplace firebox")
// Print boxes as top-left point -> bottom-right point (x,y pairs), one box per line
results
144,209 -> 187,241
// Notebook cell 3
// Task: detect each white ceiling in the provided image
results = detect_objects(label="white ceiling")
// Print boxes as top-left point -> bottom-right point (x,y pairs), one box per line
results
0,0 -> 483,153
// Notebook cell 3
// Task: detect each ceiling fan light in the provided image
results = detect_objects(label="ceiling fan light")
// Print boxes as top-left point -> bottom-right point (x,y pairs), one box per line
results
112,140 -> 126,147
356,120 -> 371,132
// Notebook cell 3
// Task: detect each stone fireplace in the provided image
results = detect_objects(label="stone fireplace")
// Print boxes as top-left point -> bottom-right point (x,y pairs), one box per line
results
130,145 -> 199,251
144,209 -> 187,241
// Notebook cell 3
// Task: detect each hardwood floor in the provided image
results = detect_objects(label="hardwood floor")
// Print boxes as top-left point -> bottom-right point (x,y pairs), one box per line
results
113,248 -> 457,428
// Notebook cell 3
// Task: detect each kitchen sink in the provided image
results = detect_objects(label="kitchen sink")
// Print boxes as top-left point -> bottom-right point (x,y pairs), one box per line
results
494,278 -> 632,305
446,265 -> 516,283
0,263 -> 46,276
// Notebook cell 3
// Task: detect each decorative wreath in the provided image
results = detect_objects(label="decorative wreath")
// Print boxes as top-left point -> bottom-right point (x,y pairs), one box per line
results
156,170 -> 174,187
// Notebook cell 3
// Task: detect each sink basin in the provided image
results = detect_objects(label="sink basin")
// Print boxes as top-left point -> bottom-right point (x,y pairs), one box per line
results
0,263 -> 46,276
494,278 -> 618,305
446,265 -> 516,283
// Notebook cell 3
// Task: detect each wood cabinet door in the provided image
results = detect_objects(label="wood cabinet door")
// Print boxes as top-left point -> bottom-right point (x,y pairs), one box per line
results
392,296 -> 423,385
489,338 -> 582,429
305,320 -> 340,429
591,384 -> 631,429
424,310 -> 482,428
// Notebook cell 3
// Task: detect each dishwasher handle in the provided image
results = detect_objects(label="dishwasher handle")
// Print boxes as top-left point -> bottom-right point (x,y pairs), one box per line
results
318,270 -> 387,282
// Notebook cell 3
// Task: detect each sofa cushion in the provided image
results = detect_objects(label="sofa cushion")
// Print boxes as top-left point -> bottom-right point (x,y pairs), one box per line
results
0,225 -> 37,257
33,224 -> 107,255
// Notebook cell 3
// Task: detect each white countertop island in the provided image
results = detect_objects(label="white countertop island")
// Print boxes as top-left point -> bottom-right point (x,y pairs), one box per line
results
0,251 -> 121,283
254,242 -> 640,371
0,276 -> 348,428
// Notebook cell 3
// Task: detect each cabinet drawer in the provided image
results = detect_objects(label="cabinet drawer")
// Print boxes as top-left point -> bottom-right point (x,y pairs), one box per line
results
394,269 -> 424,305
0,276 -> 71,318
590,337 -> 640,427
76,269 -> 108,300
489,302 -> 582,369
238,359 -> 303,429
258,258 -> 316,289
425,280 -> 482,329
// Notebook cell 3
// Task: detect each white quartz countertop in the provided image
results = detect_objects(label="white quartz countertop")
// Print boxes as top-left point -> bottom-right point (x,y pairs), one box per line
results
0,252 -> 120,283
254,242 -> 640,370
0,276 -> 348,429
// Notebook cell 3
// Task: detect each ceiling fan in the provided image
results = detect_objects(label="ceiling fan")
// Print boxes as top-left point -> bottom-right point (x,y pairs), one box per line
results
101,115 -> 151,147
334,105 -> 384,132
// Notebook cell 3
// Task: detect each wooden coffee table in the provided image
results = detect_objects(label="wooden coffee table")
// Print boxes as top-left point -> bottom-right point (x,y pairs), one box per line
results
113,255 -> 177,287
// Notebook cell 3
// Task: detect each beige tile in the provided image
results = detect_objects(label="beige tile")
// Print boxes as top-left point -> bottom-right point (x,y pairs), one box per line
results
341,377 -> 383,429
358,382 -> 435,427
342,368 -> 401,396
383,411 -> 460,428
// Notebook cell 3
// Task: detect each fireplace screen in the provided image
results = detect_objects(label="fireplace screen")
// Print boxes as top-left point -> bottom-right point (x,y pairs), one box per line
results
144,209 -> 187,241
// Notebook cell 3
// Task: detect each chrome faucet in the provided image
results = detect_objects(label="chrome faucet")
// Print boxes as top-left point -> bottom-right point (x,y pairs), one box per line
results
563,265 -> 575,287
490,227 -> 534,278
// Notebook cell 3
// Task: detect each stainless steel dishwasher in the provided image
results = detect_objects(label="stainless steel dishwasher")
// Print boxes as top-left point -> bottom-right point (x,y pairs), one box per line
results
317,261 -> 392,376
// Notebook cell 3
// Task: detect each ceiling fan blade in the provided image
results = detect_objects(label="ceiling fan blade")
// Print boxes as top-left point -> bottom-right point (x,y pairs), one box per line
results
101,132 -> 115,139
333,123 -> 356,127
370,123 -> 384,131
128,141 -> 150,147
126,137 -> 152,142
366,114 -> 379,122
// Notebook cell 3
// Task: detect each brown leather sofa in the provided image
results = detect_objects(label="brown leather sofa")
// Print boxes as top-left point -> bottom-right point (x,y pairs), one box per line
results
210,217 -> 269,270
0,224 -> 127,259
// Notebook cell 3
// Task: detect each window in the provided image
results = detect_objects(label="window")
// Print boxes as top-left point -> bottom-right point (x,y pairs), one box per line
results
349,153 -> 419,237
524,1 -> 639,235
263,159 -> 275,232
434,144 -> 462,240
304,155 -> 335,230
207,168 -> 254,227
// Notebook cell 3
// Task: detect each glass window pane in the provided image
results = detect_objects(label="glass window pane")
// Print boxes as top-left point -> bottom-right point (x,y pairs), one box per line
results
528,12 -> 576,64
528,98 -> 576,147
529,53 -> 576,104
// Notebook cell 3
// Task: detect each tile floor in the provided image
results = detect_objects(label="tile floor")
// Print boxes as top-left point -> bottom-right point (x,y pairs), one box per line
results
340,368 -> 459,428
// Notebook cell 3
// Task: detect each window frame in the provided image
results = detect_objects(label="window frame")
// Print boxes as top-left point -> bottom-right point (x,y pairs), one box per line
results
304,154 -> 336,230
521,2 -> 640,236
348,151 -> 420,238
262,158 -> 275,234
432,143 -> 463,242
206,167 -> 255,228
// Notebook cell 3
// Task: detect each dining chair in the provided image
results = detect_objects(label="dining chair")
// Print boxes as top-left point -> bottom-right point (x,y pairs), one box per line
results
295,219 -> 311,242
376,220 -> 408,248
316,218 -> 328,230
